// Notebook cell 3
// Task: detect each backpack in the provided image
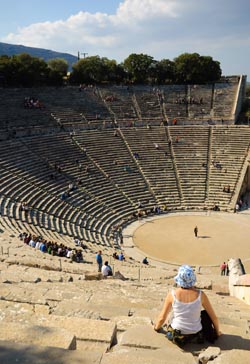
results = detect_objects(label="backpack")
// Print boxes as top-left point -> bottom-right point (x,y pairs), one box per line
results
201,310 -> 218,343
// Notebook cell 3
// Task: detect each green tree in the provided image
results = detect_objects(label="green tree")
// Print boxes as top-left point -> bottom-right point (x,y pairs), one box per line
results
70,56 -> 106,84
9,53 -> 49,86
48,58 -> 68,74
174,53 -> 201,84
153,59 -> 176,84
70,56 -> 126,84
123,53 -> 155,83
101,58 -> 126,83
47,58 -> 68,85
198,56 -> 221,83
0,55 -> 12,85
174,53 -> 221,84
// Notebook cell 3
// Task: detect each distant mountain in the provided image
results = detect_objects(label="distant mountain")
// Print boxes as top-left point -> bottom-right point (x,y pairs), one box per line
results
0,42 -> 78,69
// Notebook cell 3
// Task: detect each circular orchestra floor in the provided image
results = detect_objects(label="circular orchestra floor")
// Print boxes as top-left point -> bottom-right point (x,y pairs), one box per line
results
132,212 -> 250,268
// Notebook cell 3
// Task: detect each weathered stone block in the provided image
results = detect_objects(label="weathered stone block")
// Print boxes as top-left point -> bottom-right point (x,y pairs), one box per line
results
38,315 -> 117,346
0,340 -> 102,364
0,321 -> 76,350
198,346 -> 221,363
102,347 -> 196,364
212,349 -> 250,363
112,316 -> 152,331
119,325 -> 171,349
85,272 -> 102,280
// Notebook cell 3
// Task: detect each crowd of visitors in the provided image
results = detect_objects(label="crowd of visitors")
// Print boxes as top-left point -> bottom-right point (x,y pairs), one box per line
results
18,232 -> 84,263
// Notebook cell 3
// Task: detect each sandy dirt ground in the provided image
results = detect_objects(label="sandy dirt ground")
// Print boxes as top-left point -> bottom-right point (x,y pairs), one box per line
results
133,212 -> 250,271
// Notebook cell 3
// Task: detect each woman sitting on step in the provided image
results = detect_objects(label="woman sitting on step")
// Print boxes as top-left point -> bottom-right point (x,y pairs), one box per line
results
153,265 -> 221,346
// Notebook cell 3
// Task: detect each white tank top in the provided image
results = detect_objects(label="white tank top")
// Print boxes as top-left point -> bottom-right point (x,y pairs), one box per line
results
171,290 -> 202,334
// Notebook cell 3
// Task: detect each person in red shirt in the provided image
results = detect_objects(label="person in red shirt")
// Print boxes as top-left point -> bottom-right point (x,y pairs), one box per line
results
220,262 -> 227,276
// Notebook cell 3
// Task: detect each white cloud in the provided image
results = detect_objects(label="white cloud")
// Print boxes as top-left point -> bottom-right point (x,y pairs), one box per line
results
115,0 -> 180,24
2,0 -> 184,54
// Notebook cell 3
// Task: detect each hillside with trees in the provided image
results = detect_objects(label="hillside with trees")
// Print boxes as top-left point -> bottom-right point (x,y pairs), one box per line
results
0,42 -> 78,69
0,49 -> 222,87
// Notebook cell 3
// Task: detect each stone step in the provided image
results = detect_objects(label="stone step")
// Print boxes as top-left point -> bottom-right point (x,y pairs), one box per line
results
52,298 -> 131,320
102,346 -> 196,364
36,315 -> 116,347
0,284 -> 48,305
212,350 -> 250,364
0,340 -> 101,364
0,322 -> 76,350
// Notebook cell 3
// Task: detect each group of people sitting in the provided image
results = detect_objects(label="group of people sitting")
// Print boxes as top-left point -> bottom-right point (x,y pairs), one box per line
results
105,95 -> 118,102
175,97 -> 203,105
101,252 -> 127,278
24,97 -> 44,109
112,251 -> 125,261
134,204 -> 167,219
18,232 -> 84,263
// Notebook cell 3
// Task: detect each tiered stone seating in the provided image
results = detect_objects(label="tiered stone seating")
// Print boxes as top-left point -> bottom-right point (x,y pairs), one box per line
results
74,129 -> 157,209
1,124 -> 250,239
51,107 -> 85,126
213,78 -> 239,120
161,85 -> 188,123
169,126 -> 210,208
0,83 -> 241,133
20,133 -> 140,241
187,84 -> 213,121
50,88 -> 113,126
0,138 -> 118,245
100,86 -> 138,121
48,87 -> 113,127
121,126 -> 181,208
0,88 -> 56,129
80,87 -> 113,121
206,126 -> 250,210
134,87 -> 164,121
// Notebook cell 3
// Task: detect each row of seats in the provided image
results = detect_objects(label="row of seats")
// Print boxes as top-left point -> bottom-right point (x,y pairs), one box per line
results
1,125 -> 249,249
0,82 -> 240,131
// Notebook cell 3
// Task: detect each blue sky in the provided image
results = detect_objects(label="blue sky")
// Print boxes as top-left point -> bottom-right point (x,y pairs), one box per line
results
0,0 -> 250,80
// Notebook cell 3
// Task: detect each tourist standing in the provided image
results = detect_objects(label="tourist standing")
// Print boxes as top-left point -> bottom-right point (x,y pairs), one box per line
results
220,262 -> 227,276
96,251 -> 103,272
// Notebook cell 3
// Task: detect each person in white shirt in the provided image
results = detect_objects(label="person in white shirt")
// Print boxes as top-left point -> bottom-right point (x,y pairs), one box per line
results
154,265 -> 221,346
101,261 -> 113,278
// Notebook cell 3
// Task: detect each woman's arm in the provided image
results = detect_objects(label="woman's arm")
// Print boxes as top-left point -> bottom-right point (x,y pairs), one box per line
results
154,291 -> 173,331
201,292 -> 222,336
